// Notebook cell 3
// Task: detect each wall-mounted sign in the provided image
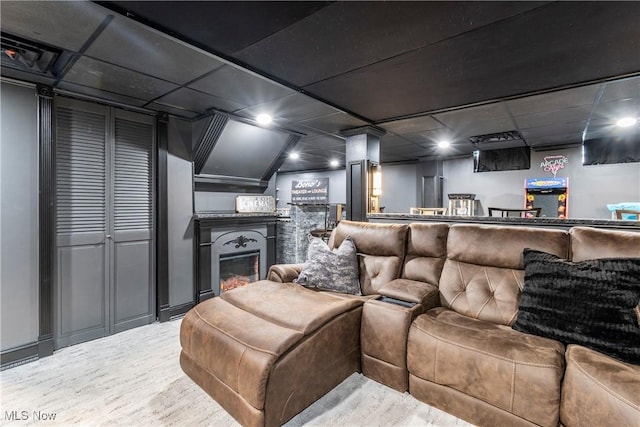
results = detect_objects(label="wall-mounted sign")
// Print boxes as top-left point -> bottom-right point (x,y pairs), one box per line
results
525,177 -> 568,189
291,178 -> 329,204
540,155 -> 568,177
235,195 -> 275,213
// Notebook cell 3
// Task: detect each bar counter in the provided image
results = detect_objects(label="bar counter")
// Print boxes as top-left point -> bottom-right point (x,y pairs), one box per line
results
368,213 -> 640,231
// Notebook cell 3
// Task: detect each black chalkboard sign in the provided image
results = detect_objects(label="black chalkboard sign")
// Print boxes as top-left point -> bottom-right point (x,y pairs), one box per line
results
291,178 -> 329,204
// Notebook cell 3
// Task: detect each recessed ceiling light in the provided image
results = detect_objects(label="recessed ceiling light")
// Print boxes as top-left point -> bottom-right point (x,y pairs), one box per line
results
330,159 -> 339,167
256,113 -> 272,125
289,152 -> 299,160
438,139 -> 451,148
616,117 -> 637,127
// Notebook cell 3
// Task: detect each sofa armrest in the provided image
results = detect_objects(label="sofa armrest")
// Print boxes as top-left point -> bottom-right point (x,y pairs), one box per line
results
267,263 -> 304,283
377,279 -> 440,310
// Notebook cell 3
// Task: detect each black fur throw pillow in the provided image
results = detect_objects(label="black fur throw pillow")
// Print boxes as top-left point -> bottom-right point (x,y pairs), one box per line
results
513,249 -> 640,365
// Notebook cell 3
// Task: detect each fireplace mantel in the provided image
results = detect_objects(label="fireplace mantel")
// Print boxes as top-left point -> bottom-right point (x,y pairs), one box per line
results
193,212 -> 277,302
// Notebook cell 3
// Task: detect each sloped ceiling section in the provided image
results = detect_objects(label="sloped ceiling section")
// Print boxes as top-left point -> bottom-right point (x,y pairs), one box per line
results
2,1 -> 639,172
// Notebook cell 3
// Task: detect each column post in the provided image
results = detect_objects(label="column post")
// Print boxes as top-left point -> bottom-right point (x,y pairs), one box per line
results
340,126 -> 386,222
37,84 -> 55,357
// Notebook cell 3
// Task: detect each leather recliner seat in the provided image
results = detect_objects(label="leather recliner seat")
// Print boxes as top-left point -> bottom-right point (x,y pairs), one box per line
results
558,227 -> 640,427
407,224 -> 569,427
360,223 -> 449,392
180,221 -> 408,427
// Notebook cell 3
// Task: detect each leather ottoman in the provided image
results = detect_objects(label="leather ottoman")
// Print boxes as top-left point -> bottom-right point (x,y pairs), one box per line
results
179,280 -> 365,427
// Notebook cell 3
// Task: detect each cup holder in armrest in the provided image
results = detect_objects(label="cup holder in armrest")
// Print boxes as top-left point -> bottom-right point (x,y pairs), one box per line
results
378,296 -> 417,308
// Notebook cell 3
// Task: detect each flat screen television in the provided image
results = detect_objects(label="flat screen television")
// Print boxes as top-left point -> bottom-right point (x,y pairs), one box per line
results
583,132 -> 640,165
193,114 -> 301,191
473,146 -> 531,172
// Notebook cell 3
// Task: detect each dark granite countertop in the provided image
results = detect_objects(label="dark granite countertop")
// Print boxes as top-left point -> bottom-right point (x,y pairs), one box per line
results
193,211 -> 277,220
368,213 -> 640,230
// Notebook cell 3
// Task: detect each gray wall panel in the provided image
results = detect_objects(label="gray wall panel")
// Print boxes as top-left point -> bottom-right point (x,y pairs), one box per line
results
167,118 -> 194,306
194,191 -> 238,212
379,163 -> 418,213
0,82 -> 39,351
167,153 -> 194,306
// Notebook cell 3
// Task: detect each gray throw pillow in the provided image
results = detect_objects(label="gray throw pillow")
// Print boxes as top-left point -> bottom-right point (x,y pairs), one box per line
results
295,235 -> 361,295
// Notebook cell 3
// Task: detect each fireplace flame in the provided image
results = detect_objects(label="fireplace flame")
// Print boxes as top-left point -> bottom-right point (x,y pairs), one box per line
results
220,275 -> 252,292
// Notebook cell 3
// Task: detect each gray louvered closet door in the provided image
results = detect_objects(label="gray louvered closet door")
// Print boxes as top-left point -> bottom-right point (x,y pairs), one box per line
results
111,109 -> 155,333
55,98 -> 155,349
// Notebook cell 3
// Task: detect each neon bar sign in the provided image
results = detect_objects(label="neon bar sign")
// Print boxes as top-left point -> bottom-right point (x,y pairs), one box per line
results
540,155 -> 568,177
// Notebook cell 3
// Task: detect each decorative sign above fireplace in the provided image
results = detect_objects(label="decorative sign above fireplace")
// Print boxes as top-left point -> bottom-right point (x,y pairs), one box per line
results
235,195 -> 275,213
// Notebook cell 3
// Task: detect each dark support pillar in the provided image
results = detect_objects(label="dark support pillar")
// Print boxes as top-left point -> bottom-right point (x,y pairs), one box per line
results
340,126 -> 386,222
37,85 -> 55,357
156,113 -> 171,322
420,160 -> 445,208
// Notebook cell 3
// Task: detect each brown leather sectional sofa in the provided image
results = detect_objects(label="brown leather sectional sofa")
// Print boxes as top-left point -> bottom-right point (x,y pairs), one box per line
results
180,220 -> 640,427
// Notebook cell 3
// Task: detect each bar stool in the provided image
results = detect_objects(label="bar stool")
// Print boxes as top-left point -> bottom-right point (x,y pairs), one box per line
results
488,207 -> 541,218
615,209 -> 640,220
410,207 -> 447,215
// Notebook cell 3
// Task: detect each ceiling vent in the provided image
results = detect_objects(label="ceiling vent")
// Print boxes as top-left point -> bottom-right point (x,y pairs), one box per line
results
469,130 -> 523,145
1,32 -> 64,77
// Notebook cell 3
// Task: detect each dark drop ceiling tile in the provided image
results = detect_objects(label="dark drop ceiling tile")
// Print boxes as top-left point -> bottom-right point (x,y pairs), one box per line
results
380,134 -> 419,148
153,87 -> 246,114
526,132 -> 584,148
188,65 -> 294,107
56,81 -> 149,107
235,2 -> 547,88
299,148 -> 345,159
383,145 -> 423,156
106,1 -> 332,56
0,67 -> 56,86
470,140 -> 528,151
381,152 -> 416,163
521,123 -> 586,142
453,118 -> 517,140
298,112 -> 369,135
296,134 -> 345,150
305,3 -> 640,122
506,84 -> 600,116
434,103 -> 510,127
1,1 -> 107,51
235,93 -> 340,123
380,115 -> 443,135
278,155 -> 342,173
146,102 -> 200,120
85,14 -> 224,85
514,105 -> 591,130
403,129 -> 450,144
599,76 -> 640,103
590,99 -> 640,123
584,118 -> 639,140
63,56 -> 179,101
